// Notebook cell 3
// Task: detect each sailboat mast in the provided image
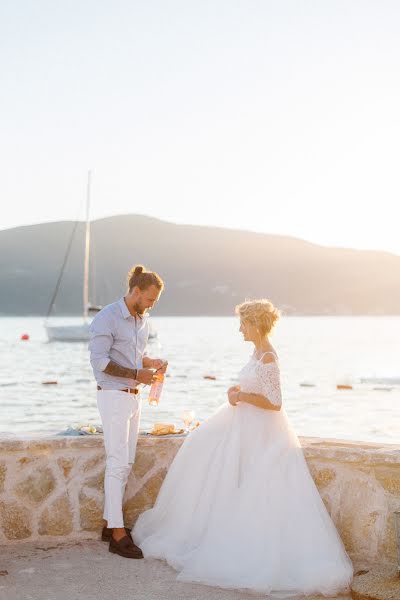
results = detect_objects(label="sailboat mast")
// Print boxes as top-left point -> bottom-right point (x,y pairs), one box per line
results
83,170 -> 91,321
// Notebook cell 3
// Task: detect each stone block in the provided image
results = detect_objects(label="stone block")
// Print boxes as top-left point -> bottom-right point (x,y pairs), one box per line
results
375,467 -> 400,497
79,492 -> 103,531
309,465 -> 336,489
84,471 -> 105,490
132,447 -> 156,479
57,457 -> 75,479
14,467 -> 56,503
83,454 -> 105,472
351,564 -> 400,600
39,494 -> 73,536
0,500 -> 32,540
124,468 -> 167,527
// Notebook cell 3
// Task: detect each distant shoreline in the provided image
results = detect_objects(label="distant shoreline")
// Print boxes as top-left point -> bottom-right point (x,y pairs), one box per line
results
2,216 -> 400,315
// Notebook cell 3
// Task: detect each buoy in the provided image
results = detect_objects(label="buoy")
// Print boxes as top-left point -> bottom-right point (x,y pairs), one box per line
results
42,381 -> 58,385
337,384 -> 353,390
203,375 -> 217,381
20,334 -> 29,341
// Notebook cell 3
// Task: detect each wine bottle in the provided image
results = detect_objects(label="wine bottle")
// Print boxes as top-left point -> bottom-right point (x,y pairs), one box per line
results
148,373 -> 165,406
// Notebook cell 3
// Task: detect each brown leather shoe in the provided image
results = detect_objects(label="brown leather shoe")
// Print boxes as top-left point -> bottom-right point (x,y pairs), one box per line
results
109,535 -> 144,559
101,526 -> 132,542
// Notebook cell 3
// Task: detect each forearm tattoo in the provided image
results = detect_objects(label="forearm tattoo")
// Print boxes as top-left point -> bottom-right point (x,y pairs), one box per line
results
104,360 -> 137,379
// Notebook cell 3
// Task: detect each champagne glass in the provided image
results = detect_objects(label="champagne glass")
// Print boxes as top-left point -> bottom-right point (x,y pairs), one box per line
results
181,410 -> 195,433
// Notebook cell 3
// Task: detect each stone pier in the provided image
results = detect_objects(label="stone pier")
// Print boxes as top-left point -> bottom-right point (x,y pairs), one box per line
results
1,434 -> 400,569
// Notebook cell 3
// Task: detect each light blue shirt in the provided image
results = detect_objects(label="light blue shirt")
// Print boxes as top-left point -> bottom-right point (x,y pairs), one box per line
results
89,297 -> 149,390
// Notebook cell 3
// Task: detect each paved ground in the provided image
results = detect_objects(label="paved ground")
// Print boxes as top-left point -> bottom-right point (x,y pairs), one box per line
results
0,540 -> 353,600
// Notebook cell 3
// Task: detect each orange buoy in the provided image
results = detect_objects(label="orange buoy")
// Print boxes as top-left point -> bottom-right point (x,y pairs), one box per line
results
20,334 -> 30,341
42,381 -> 58,385
337,384 -> 353,390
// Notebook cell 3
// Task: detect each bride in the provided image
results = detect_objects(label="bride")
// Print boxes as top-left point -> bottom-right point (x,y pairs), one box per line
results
133,299 -> 353,597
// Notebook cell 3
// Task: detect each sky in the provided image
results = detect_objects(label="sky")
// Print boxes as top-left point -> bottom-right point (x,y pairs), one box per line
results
1,1 -> 400,254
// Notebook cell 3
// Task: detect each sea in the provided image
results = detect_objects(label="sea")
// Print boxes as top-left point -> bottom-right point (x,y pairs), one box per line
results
1,316 -> 400,444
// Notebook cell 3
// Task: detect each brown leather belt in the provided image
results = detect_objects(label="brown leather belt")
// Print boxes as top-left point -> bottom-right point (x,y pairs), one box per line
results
97,385 -> 139,395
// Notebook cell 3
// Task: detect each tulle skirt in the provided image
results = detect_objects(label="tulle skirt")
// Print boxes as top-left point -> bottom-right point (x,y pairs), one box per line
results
133,402 -> 353,597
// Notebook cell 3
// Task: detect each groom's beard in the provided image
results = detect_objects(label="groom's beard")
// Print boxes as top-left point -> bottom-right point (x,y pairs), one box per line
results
133,302 -> 146,316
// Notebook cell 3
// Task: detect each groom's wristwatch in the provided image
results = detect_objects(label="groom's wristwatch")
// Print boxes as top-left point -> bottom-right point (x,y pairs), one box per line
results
133,368 -> 138,380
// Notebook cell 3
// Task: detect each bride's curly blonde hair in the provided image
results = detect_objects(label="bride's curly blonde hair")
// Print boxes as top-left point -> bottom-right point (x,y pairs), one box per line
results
235,299 -> 281,337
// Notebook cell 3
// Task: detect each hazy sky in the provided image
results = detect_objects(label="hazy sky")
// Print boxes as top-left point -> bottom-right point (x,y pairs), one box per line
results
1,1 -> 400,253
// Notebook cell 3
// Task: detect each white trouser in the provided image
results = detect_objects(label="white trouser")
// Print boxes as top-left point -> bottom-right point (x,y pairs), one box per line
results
97,390 -> 141,528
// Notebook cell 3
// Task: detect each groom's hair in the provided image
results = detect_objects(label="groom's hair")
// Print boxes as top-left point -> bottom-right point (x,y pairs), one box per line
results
127,264 -> 164,292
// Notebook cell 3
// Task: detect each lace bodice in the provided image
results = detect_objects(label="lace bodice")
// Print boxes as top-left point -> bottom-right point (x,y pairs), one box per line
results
238,353 -> 282,407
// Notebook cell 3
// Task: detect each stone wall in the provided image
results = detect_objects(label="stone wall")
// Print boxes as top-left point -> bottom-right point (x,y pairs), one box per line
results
0,435 -> 181,545
1,434 -> 400,566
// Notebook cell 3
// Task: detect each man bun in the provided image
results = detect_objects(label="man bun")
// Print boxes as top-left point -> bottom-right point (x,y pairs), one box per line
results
127,264 -> 164,292
133,265 -> 144,276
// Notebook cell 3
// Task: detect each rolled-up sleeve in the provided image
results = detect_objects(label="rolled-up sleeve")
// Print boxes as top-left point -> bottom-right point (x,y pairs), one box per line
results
89,312 -> 114,372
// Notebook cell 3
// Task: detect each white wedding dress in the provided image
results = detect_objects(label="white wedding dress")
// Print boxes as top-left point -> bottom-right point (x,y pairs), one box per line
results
133,352 -> 353,597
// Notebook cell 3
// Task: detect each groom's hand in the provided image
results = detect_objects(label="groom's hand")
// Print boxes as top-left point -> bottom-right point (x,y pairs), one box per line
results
137,368 -> 157,385
152,359 -> 168,374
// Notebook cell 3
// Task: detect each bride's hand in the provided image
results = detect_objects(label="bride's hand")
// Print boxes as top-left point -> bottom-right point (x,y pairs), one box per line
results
228,388 -> 240,406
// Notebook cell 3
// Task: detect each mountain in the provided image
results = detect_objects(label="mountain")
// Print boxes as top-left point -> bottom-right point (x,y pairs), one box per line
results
1,215 -> 399,316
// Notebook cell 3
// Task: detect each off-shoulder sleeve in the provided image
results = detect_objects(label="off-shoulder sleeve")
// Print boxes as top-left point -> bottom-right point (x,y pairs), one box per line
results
255,363 -> 282,407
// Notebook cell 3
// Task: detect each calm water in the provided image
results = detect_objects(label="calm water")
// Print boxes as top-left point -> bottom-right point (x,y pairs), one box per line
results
1,316 -> 400,443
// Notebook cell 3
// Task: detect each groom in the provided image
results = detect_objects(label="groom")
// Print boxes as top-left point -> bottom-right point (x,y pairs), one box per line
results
89,264 -> 167,559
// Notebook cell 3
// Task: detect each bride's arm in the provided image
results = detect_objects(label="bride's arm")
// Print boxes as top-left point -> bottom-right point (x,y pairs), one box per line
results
228,355 -> 282,411
229,390 -> 281,411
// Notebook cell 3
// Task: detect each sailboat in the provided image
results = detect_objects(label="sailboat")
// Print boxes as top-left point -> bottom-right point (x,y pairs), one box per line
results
45,171 -> 100,342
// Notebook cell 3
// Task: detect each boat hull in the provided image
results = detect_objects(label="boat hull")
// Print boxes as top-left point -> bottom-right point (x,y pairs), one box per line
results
46,320 -> 157,342
45,324 -> 90,342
